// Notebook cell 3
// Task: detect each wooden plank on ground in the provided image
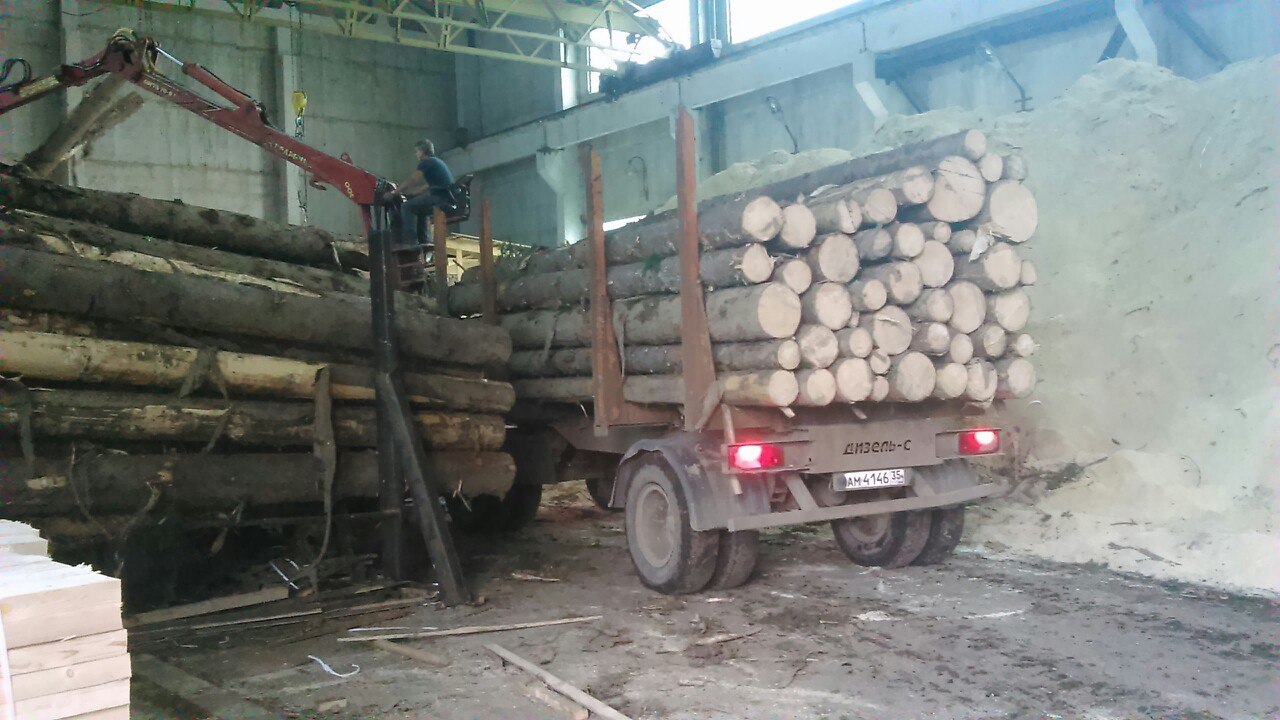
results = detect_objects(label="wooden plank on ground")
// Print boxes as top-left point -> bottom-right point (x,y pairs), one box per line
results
2,601 -> 123,649
7,630 -> 128,675
124,587 -> 289,628
133,654 -> 273,719
13,654 -> 132,701
13,678 -> 130,720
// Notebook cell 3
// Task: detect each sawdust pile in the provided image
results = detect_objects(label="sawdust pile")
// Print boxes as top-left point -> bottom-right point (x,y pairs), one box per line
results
680,57 -> 1280,594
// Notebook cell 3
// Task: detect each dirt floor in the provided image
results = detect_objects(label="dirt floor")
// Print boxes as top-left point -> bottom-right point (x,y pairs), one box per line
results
131,485 -> 1279,720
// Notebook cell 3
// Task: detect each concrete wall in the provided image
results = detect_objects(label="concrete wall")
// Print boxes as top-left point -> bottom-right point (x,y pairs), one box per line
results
0,3 -> 456,236
461,0 -> 1279,248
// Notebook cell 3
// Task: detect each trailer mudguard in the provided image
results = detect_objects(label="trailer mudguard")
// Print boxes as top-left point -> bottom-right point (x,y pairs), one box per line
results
611,432 -> 770,531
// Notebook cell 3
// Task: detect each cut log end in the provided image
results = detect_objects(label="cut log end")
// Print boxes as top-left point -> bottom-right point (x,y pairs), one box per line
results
794,368 -> 837,407
996,358 -> 1037,399
807,233 -> 860,283
861,306 -> 913,356
772,258 -> 813,295
946,281 -> 987,334
742,196 -> 787,242
977,180 -> 1039,244
796,324 -> 839,369
933,362 -> 969,400
835,327 -> 874,359
800,282 -> 854,331
887,352 -> 937,402
847,278 -> 888,312
778,204 -> 818,249
831,358 -> 874,403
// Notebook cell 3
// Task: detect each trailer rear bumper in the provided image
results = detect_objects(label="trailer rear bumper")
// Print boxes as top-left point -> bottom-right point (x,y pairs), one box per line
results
725,482 -> 999,531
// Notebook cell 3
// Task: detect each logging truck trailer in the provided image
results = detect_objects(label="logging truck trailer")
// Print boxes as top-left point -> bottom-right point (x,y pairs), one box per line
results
504,112 -> 1004,595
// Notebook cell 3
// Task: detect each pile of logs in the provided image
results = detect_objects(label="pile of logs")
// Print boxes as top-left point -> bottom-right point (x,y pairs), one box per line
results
450,130 -> 1037,409
0,172 -> 516,532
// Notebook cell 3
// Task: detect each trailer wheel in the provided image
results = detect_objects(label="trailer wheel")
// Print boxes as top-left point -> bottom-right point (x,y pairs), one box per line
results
706,531 -> 760,590
911,507 -> 966,565
492,483 -> 543,532
585,478 -> 620,512
624,458 -> 720,595
831,503 -> 930,569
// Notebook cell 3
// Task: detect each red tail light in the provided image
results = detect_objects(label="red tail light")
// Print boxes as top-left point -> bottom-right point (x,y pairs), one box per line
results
727,443 -> 784,471
958,429 -> 1000,455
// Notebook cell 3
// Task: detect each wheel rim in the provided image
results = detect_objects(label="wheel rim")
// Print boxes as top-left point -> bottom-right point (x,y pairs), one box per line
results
635,482 -> 677,568
845,513 -> 891,544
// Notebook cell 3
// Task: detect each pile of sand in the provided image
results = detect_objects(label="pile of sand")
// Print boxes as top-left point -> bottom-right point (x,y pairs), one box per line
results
675,57 -> 1280,595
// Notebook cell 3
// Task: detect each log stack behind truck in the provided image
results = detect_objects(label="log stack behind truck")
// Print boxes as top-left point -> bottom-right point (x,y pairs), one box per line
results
449,127 -> 1037,594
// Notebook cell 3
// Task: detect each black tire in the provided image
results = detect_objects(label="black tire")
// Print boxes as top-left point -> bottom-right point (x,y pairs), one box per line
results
706,531 -> 760,590
491,483 -> 543,532
831,504 -> 931,569
585,478 -> 620,511
911,506 -> 966,565
624,458 -> 720,595
447,483 -> 541,534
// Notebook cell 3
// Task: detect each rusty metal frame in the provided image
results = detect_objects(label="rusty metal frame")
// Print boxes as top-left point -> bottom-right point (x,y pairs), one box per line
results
674,107 -> 718,432
581,144 -> 676,436
432,208 -> 450,309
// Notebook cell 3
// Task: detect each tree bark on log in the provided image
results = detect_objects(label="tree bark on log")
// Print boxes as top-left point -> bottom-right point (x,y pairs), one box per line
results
835,327 -> 873,359
945,281 -> 987,334
806,233 -> 860,283
9,212 -> 381,302
0,243 -> 509,367
986,288 -> 1031,332
853,228 -> 893,261
807,194 -> 861,235
747,131 -> 986,205
996,358 -> 1036,399
848,166 -> 934,206
623,372 -> 799,406
2,451 -> 515,517
0,331 -> 514,413
860,306 -> 913,356
965,361 -> 998,402
917,220 -> 952,243
914,240 -> 955,288
849,188 -> 897,226
771,258 -> 813,294
500,308 -> 589,350
0,389 -> 505,450
861,261 -> 923,305
831,358 -> 874,402
886,352 -> 936,402
616,339 -> 802,374
799,282 -> 853,330
932,362 -> 969,400
900,157 -> 986,223
796,324 -> 839,369
609,195 -> 790,266
0,173 -> 365,269
975,180 -> 1038,243
971,324 -> 1009,360
615,283 -> 802,345
847,279 -> 888,312
908,322 -> 952,355
794,369 -> 837,407
887,223 -> 926,259
21,75 -> 128,178
905,288 -> 954,323
953,242 -> 1022,291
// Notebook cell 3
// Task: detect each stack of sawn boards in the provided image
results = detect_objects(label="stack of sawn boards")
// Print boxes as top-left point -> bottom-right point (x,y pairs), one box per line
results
0,173 -> 516,532
449,130 -> 1037,409
2,521 -> 130,720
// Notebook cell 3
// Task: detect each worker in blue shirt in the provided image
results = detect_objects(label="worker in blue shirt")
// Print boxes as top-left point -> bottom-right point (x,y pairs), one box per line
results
397,138 -> 454,245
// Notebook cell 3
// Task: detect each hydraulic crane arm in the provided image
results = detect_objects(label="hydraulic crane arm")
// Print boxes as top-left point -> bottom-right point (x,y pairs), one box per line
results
0,30 -> 380,212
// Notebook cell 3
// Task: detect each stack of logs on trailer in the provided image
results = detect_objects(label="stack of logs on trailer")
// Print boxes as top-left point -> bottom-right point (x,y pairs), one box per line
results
0,172 -> 515,542
449,130 -> 1037,409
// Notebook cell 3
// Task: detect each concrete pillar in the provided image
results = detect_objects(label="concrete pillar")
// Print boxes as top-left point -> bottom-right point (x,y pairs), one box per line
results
535,146 -> 585,247
53,0 -> 86,185
272,27 -> 305,226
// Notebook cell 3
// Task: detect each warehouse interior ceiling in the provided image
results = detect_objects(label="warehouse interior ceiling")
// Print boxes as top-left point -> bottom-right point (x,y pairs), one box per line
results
92,0 -> 676,71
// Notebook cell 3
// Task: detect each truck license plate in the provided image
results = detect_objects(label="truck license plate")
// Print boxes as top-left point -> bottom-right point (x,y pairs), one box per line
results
836,468 -> 908,491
